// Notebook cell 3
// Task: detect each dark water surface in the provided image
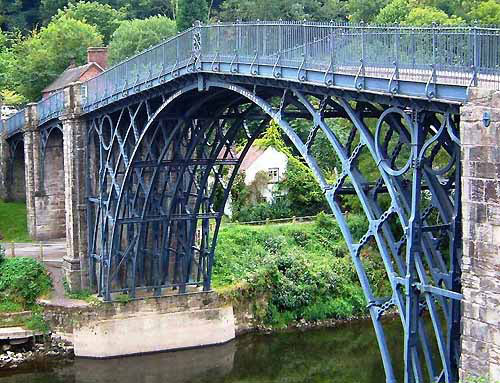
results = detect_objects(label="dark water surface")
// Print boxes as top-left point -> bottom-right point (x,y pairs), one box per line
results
1,318 -> 405,383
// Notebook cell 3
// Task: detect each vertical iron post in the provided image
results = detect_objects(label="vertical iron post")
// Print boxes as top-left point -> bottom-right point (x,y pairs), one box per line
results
404,109 -> 424,383
473,23 -> 479,86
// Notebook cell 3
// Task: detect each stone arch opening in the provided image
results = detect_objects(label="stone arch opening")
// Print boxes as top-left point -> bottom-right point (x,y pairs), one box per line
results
7,138 -> 26,202
35,126 -> 66,240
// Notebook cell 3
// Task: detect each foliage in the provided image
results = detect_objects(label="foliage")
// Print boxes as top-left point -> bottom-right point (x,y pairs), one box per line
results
1,89 -> 26,106
468,0 -> 500,25
12,15 -> 103,101
25,306 -> 50,333
0,243 -> 4,264
403,6 -> 465,26
0,257 -> 52,307
232,199 -> 292,222
54,1 -> 125,44
108,15 -> 176,64
213,214 -> 384,327
115,293 -> 131,303
218,0 -> 348,22
347,0 -> 388,22
0,299 -> 23,313
177,0 -> 208,32
279,156 -> 329,217
117,0 -> 176,20
0,200 -> 31,242
375,0 -> 411,24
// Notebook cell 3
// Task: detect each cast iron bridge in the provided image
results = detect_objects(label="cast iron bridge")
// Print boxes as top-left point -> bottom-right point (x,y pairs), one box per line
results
2,21 -> 500,383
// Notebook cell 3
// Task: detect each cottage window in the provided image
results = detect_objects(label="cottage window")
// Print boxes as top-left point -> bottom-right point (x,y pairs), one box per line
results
268,168 -> 279,183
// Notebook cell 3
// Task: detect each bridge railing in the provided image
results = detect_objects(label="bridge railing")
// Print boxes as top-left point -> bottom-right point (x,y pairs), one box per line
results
37,90 -> 65,126
83,28 -> 195,109
199,22 -> 500,87
4,110 -> 25,137
4,22 -> 500,135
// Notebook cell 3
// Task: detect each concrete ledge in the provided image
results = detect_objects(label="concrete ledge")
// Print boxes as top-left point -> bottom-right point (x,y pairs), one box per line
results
0,327 -> 41,341
73,305 -> 235,358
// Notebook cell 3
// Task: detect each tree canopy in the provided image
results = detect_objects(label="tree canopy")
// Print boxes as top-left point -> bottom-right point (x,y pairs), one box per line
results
177,0 -> 208,31
54,1 -> 125,43
11,15 -> 103,100
108,15 -> 176,64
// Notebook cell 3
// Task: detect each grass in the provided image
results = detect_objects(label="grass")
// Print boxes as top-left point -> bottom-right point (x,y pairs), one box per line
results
0,200 -> 31,242
0,300 -> 24,313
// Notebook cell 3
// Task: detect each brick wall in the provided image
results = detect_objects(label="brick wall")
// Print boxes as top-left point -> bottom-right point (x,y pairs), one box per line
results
460,88 -> 500,381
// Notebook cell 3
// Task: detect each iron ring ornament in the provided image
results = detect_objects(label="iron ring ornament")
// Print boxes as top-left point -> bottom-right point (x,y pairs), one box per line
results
375,107 -> 413,177
419,115 -> 458,177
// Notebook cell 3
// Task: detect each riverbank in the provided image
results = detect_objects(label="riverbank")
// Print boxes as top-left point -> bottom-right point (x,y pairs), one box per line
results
0,333 -> 73,370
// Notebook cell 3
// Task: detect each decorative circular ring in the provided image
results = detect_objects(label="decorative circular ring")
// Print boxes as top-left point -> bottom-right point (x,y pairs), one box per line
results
375,107 -> 413,177
99,114 -> 114,151
419,117 -> 457,176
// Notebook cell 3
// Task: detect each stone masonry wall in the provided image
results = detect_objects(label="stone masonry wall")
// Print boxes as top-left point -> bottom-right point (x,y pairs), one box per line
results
34,129 -> 66,239
9,143 -> 25,202
460,88 -> 500,382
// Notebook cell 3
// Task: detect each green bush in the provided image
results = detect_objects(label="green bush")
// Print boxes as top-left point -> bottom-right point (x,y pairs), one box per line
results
214,215 -> 386,327
0,257 -> 52,307
233,198 -> 292,223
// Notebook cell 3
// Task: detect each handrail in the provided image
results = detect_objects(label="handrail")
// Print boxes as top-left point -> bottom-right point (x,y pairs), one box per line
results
4,22 -> 500,138
4,110 -> 25,137
37,90 -> 64,126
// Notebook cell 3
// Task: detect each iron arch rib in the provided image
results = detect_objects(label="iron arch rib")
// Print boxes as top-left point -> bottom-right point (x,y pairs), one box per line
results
87,77 -> 462,383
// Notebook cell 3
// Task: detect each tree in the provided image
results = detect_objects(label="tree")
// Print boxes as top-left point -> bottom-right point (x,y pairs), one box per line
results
177,0 -> 208,31
217,0 -> 343,22
12,15 -> 103,101
108,15 -> 176,64
375,0 -> 410,24
1,89 -> 26,106
40,0 -> 68,23
403,6 -> 465,25
468,0 -> 500,25
347,0 -> 389,23
1,0 -> 42,31
54,1 -> 125,43
117,0 -> 176,19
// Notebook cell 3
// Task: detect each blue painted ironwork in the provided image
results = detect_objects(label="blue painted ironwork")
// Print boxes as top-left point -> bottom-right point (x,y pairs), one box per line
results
4,110 -> 25,137
37,91 -> 65,126
86,74 -> 462,382
3,20 -> 487,383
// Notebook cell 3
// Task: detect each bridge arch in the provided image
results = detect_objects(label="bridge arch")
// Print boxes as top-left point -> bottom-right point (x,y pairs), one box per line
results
35,122 -> 66,239
7,135 -> 26,202
87,76 -> 461,383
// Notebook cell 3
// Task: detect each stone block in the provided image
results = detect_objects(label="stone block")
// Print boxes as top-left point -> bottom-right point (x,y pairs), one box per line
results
73,299 -> 235,358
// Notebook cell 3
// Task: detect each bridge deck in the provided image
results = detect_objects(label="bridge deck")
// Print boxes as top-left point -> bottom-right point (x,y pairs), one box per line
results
1,22 -> 500,138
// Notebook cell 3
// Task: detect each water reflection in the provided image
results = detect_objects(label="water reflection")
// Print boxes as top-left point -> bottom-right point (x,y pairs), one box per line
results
1,318 -> 405,383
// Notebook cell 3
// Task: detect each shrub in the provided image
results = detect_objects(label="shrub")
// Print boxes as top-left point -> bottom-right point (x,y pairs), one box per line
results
0,257 -> 52,307
213,219 -> 387,327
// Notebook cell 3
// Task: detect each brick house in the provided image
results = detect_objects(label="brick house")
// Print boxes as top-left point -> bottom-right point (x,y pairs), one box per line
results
41,47 -> 108,98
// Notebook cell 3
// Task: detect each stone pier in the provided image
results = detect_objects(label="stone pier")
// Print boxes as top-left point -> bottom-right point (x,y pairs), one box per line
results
42,292 -> 236,358
460,89 -> 500,381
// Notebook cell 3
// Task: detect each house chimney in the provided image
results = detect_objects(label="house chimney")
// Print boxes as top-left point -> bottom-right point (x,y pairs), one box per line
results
87,47 -> 109,69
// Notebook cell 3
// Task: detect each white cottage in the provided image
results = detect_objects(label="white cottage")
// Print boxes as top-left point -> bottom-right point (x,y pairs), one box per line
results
239,145 -> 288,203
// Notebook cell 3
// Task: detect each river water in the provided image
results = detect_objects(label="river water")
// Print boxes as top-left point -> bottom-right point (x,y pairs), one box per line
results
1,318 -> 406,383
